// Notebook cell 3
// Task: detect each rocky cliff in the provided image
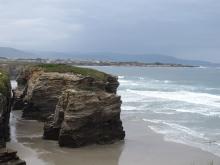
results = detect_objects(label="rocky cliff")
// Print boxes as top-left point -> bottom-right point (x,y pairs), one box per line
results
0,71 -> 11,147
0,70 -> 26,165
14,64 -> 125,147
15,64 -> 120,120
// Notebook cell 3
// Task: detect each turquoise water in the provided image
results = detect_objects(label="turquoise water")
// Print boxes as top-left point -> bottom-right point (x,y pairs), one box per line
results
88,66 -> 220,157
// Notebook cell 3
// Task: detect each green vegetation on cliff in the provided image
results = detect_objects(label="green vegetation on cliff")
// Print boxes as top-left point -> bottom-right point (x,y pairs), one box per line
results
0,70 -> 10,96
36,64 -> 109,81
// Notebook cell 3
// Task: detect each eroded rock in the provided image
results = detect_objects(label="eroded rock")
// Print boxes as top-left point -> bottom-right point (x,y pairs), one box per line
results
44,89 -> 125,147
15,65 -> 120,121
14,64 -> 125,147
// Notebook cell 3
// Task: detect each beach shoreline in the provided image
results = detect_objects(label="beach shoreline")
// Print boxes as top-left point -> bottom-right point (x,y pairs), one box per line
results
7,111 -> 220,165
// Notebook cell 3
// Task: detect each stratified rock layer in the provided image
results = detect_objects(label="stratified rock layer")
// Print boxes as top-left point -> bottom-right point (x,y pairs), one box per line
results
16,65 -> 119,121
14,64 -> 125,147
44,89 -> 125,147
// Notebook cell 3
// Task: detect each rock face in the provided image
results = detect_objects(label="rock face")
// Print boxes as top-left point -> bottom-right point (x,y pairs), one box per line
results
0,71 -> 11,147
14,64 -> 125,147
44,89 -> 125,147
0,70 -> 26,165
15,65 -> 120,121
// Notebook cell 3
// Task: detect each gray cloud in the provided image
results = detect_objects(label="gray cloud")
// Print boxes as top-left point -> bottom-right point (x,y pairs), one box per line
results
0,0 -> 220,62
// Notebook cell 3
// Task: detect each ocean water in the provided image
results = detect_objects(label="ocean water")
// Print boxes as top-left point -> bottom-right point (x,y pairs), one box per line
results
87,66 -> 220,157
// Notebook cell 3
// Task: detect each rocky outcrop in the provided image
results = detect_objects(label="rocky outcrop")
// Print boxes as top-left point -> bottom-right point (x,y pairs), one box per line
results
15,65 -> 120,121
0,70 -> 26,165
14,64 -> 125,147
44,89 -> 125,147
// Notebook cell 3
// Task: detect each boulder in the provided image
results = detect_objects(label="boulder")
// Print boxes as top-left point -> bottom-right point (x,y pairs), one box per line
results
0,148 -> 26,165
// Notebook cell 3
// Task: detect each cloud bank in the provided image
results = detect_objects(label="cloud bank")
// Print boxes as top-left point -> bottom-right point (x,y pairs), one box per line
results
0,0 -> 220,62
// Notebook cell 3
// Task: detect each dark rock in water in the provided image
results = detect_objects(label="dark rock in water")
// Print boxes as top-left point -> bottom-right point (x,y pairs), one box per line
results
0,148 -> 26,165
0,149 -> 26,165
43,114 -> 60,140
12,88 -> 26,111
44,89 -> 125,148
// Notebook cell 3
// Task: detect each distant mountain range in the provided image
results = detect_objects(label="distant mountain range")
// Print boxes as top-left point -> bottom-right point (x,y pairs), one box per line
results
0,47 -> 219,67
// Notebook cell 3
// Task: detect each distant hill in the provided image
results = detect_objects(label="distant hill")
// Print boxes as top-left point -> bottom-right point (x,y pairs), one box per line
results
0,47 -> 34,59
34,51 -> 220,67
0,47 -> 219,67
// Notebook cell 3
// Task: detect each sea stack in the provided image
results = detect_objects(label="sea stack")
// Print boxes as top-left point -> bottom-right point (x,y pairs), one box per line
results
15,64 -> 125,147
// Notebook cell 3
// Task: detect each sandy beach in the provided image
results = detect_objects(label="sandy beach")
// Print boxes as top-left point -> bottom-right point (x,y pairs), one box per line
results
6,111 -> 220,165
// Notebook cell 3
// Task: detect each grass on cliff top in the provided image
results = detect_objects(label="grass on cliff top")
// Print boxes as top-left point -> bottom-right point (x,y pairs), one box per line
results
36,64 -> 110,81
0,70 -> 10,96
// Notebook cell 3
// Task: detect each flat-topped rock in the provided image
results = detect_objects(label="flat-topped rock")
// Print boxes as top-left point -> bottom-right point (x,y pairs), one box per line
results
15,64 -> 119,121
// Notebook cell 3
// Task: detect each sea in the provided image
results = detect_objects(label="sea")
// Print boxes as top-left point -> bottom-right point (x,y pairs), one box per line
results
86,66 -> 220,157
10,66 -> 220,157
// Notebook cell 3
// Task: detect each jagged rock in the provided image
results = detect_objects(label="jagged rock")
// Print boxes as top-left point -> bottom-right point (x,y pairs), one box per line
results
44,89 -> 125,147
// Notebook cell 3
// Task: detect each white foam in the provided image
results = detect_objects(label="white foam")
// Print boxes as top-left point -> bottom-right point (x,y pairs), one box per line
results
122,105 -> 137,111
143,119 -> 220,157
10,80 -> 18,90
198,66 -> 208,69
127,89 -> 220,108
143,119 -> 205,138
173,108 -> 220,117
118,76 -> 125,79
139,77 -> 145,80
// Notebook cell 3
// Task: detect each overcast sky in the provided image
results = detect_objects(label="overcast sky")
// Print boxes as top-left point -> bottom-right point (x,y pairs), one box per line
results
0,0 -> 220,62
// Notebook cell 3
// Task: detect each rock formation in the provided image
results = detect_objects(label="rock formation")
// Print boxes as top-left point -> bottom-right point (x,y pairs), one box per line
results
0,70 -> 26,165
44,89 -> 125,147
15,64 -> 120,121
14,64 -> 125,147
0,71 -> 11,147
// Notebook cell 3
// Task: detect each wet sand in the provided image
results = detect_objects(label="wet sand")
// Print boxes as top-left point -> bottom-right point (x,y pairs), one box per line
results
7,111 -> 220,165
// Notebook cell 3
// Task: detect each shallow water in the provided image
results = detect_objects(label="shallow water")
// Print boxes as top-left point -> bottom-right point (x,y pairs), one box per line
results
87,66 -> 220,157
8,110 -> 125,165
9,66 -> 220,160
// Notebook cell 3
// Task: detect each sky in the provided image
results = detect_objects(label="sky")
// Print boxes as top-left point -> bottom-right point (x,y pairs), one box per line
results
0,0 -> 220,62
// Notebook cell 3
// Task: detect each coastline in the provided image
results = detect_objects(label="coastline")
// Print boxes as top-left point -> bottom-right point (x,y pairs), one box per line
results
7,111 -> 220,165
